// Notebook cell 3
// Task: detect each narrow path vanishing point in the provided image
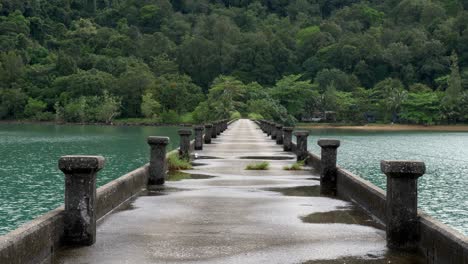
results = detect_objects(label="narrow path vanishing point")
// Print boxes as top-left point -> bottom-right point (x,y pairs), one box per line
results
55,119 -> 423,264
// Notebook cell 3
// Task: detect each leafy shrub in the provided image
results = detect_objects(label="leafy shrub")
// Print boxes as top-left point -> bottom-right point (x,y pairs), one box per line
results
245,161 -> 270,170
160,110 -> 180,124
230,111 -> 241,119
248,113 -> 263,120
283,160 -> 305,170
167,152 -> 192,171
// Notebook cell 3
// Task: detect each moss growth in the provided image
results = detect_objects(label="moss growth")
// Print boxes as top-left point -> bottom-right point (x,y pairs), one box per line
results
167,152 -> 192,171
283,160 -> 305,170
245,161 -> 270,170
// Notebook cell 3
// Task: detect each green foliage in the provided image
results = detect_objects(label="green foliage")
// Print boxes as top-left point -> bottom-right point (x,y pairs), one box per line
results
283,160 -> 305,170
167,152 -> 192,171
230,111 -> 242,119
141,92 -> 161,119
1,0 -> 468,125
23,97 -> 47,120
245,161 -> 270,170
160,110 -> 180,124
248,113 -> 264,120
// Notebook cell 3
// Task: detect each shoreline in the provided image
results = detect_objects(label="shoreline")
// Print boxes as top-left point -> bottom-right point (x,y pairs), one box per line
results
296,123 -> 468,132
0,120 -> 190,127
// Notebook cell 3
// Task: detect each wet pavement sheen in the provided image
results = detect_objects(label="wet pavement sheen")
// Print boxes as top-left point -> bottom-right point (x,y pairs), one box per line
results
55,119 -> 424,264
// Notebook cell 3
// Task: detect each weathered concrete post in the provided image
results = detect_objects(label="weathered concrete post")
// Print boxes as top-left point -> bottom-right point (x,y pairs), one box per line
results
211,122 -> 218,138
266,122 -> 272,136
59,155 -> 105,246
194,125 -> 204,150
275,124 -> 283,145
204,124 -> 213,144
381,160 -> 426,250
178,129 -> 192,160
294,131 -> 309,161
147,136 -> 169,185
271,123 -> 277,140
283,127 -> 293,151
216,121 -> 221,135
318,139 -> 340,195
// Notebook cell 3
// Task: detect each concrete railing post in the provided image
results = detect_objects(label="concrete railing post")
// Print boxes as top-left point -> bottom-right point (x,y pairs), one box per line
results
59,155 -> 105,246
276,125 -> 283,145
204,124 -> 213,144
178,129 -> 192,160
194,125 -> 204,150
318,139 -> 340,195
211,122 -> 218,138
381,160 -> 426,250
271,123 -> 277,140
216,121 -> 221,135
283,127 -> 293,151
147,136 -> 169,185
294,131 -> 309,161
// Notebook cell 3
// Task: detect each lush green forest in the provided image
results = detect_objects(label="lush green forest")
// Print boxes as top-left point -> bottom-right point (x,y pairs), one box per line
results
1,0 -> 468,125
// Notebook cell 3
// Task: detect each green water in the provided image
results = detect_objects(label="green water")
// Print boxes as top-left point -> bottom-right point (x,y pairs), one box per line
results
0,124 -> 182,235
303,129 -> 468,236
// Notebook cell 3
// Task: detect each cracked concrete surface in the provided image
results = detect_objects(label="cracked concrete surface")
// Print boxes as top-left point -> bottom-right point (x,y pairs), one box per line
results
55,119 -> 424,264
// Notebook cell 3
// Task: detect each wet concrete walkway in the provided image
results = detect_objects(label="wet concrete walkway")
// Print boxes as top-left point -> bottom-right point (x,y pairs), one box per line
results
55,119 -> 423,264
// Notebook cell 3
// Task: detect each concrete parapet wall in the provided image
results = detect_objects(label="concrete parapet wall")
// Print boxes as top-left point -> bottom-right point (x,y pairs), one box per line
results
336,168 -> 386,223
418,212 -> 468,264
0,164 -> 149,264
304,149 -> 468,263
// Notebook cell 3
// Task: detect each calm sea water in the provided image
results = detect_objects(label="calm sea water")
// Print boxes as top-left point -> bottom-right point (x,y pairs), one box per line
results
304,129 -> 468,236
0,124 -> 182,235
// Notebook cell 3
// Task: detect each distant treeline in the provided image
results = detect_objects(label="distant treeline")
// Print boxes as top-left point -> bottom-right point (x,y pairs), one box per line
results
1,0 -> 468,125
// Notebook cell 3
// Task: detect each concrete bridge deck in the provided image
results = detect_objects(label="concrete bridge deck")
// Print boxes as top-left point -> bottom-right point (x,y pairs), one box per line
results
55,119 -> 423,263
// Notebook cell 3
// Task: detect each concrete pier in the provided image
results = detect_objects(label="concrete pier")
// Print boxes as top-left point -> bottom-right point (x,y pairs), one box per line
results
55,119 -> 425,264
178,129 -> 192,160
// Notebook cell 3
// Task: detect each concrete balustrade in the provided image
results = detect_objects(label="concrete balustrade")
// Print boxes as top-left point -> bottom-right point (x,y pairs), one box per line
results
275,124 -> 283,145
216,121 -> 221,136
211,122 -> 218,138
283,127 -> 293,151
59,155 -> 105,246
194,126 -> 204,150
381,160 -> 426,250
204,124 -> 213,144
318,139 -> 340,195
147,136 -> 169,185
178,129 -> 192,160
293,131 -> 309,161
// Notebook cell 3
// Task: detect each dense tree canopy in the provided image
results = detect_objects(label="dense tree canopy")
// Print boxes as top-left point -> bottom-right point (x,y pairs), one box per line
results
1,0 -> 468,124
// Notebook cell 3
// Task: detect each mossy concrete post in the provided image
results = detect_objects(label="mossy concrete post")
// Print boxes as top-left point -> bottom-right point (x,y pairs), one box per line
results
318,139 -> 340,195
271,123 -> 277,140
194,125 -> 204,150
294,131 -> 309,161
266,122 -> 272,136
283,127 -> 294,151
59,155 -> 105,246
147,136 -> 169,185
178,129 -> 192,160
381,160 -> 426,250
204,124 -> 213,144
276,124 -> 283,145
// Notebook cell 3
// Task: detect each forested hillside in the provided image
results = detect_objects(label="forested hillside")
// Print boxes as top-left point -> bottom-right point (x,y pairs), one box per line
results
1,0 -> 468,125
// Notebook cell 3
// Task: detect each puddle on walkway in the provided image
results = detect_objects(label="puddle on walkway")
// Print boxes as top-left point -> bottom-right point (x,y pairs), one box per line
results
303,250 -> 426,264
195,155 -> 223,159
239,156 -> 295,160
167,171 -> 215,181
301,206 -> 383,229
267,186 -> 321,197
